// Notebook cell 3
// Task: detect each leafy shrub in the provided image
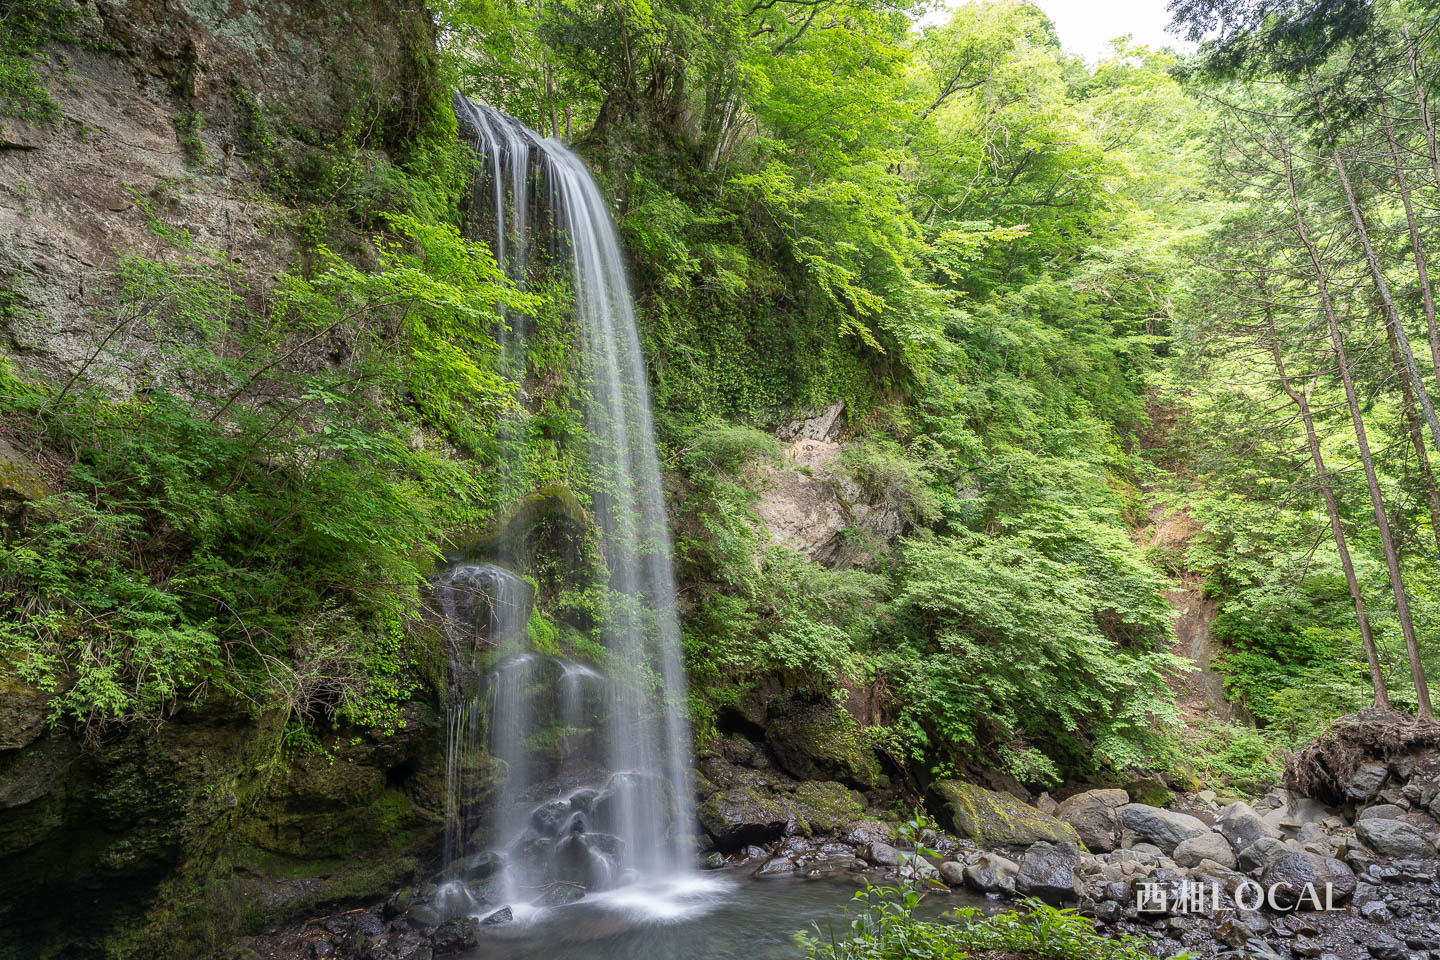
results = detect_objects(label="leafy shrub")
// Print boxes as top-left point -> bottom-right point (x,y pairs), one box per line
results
801,887 -> 1172,960
0,216 -> 529,733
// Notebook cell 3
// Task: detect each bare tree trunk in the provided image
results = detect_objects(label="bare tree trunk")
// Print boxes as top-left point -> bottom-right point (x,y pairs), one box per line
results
1333,148 -> 1440,458
1263,294 -> 1390,707
1385,317 -> 1440,556
1285,150 -> 1433,720
1379,104 -> 1440,382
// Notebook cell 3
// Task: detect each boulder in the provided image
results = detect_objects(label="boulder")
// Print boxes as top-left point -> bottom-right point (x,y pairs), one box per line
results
1356,803 -> 1406,823
534,883 -> 586,906
755,857 -> 796,877
482,906 -> 512,925
1346,763 -> 1390,803
790,780 -> 864,833
1354,819 -> 1436,859
842,820 -> 893,847
1214,801 -> 1282,852
938,860 -> 966,887
1173,832 -> 1236,869
963,853 -> 1019,895
1054,789 -> 1128,852
1260,851 -> 1356,910
1015,841 -> 1081,905
864,842 -> 902,867
1119,803 -> 1208,854
431,916 -> 479,955
929,780 -> 1079,848
698,787 -> 792,850
764,696 -> 881,788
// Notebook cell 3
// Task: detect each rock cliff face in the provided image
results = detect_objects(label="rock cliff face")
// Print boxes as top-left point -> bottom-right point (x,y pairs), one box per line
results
0,4 -> 450,957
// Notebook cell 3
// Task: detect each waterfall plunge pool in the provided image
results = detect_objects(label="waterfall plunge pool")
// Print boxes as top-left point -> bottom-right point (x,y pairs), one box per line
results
456,868 -> 992,960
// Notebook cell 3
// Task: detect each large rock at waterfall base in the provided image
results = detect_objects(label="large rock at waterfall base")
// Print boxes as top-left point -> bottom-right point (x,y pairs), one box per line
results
1355,818 -> 1437,859
431,916 -> 479,955
1214,801 -> 1281,853
1054,789 -> 1128,852
699,788 -> 793,851
1119,803 -> 1208,854
1173,832 -> 1236,869
929,780 -> 1079,849
764,697 -> 882,789
1260,852 -> 1356,910
1015,841 -> 1081,905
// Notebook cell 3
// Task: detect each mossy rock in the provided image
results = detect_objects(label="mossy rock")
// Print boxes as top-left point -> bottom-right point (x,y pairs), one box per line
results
928,780 -> 1080,849
1125,777 -> 1175,809
764,696 -> 881,790
698,787 -> 793,851
790,781 -> 864,833
0,439 -> 51,504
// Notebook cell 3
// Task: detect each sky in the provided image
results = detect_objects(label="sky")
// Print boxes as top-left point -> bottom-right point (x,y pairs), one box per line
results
1032,0 -> 1196,61
923,0 -> 1198,63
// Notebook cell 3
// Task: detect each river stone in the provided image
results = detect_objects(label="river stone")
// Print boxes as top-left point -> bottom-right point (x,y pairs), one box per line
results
1054,789 -> 1128,852
534,883 -> 586,906
1260,852 -> 1356,909
865,842 -> 902,866
698,787 -> 792,850
1347,763 -> 1390,802
1173,831 -> 1236,869
1355,819 -> 1436,858
898,852 -> 940,882
755,856 -> 796,877
963,852 -> 1019,895
431,917 -> 479,955
1237,836 -> 1289,872
1119,804 -> 1208,854
1357,803 -> 1407,822
843,820 -> 892,847
482,906 -> 512,925
938,860 -> 966,887
1016,841 -> 1081,905
929,780 -> 1079,848
1215,801 -> 1282,852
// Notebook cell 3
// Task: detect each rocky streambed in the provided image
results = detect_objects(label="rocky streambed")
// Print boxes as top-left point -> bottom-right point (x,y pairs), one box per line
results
226,713 -> 1440,960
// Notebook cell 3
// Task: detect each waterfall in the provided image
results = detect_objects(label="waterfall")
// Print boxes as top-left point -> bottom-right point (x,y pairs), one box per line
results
435,95 -> 696,909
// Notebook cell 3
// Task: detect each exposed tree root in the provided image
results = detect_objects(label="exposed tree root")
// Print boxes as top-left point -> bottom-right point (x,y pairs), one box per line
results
1283,708 -> 1440,804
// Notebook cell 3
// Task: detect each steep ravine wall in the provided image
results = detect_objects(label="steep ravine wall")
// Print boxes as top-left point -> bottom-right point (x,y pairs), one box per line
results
0,4 -> 450,957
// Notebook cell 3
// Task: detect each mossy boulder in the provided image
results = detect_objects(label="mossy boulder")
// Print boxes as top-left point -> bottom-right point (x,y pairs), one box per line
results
699,787 -> 793,851
1125,777 -> 1175,809
764,696 -> 881,789
790,781 -> 865,833
928,780 -> 1080,849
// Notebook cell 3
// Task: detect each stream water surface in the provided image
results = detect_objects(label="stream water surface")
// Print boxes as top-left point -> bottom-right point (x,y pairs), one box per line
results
460,870 -> 988,960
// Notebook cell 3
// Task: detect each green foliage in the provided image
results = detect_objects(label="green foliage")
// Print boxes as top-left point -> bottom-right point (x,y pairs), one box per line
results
800,888 -> 1174,960
0,215 -> 527,732
0,0 -> 74,122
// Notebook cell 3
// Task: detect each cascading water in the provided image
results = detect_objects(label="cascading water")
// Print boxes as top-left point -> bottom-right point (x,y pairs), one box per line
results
433,95 -> 697,918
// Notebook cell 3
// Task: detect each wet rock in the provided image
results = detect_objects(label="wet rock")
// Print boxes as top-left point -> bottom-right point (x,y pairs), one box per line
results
1119,804 -> 1208,854
531,799 -> 573,837
1016,841 -> 1080,905
310,942 -> 336,958
755,856 -> 796,877
938,860 -> 966,886
1238,836 -> 1292,872
430,917 -> 479,955
790,780 -> 865,833
1367,934 -> 1407,960
406,904 -> 443,930
1360,900 -> 1391,922
1259,851 -> 1356,910
1215,801 -> 1282,852
1054,789 -> 1128,852
897,852 -> 939,882
1094,899 -> 1123,923
1292,936 -> 1323,958
1347,763 -> 1390,803
481,906 -> 512,925
699,852 -> 724,869
1173,832 -> 1235,869
1355,818 -> 1436,858
449,851 -> 504,882
698,787 -> 792,850
963,852 -> 1019,895
929,780 -> 1079,848
865,842 -> 902,866
843,820 -> 892,847
534,883 -> 586,906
